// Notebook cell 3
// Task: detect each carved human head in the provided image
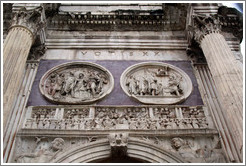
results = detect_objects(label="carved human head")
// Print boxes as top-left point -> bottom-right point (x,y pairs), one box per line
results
171,137 -> 184,150
79,73 -> 84,78
51,138 -> 65,151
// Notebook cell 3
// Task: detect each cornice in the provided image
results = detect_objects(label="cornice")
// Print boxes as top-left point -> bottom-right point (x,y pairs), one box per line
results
46,4 -> 188,31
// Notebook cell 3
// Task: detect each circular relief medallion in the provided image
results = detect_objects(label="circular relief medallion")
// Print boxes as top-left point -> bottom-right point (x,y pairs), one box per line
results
40,62 -> 114,104
120,62 -> 193,104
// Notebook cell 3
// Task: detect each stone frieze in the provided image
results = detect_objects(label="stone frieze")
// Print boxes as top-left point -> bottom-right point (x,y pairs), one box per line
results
23,105 -> 209,131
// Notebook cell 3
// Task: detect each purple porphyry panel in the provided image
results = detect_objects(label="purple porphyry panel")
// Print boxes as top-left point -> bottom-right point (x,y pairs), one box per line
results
27,60 -> 203,106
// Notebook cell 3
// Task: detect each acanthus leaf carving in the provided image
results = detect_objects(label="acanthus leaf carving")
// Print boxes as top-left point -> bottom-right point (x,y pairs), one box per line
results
191,14 -> 221,44
11,6 -> 46,38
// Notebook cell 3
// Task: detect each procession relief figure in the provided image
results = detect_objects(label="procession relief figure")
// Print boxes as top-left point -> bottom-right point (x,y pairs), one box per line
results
138,76 -> 148,95
150,79 -> 158,96
126,68 -> 184,97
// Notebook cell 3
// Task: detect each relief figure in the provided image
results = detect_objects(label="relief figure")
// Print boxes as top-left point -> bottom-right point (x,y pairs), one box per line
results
15,138 -> 65,163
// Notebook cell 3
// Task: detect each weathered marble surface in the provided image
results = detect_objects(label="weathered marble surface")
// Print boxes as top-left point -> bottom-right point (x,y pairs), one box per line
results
13,134 -> 225,163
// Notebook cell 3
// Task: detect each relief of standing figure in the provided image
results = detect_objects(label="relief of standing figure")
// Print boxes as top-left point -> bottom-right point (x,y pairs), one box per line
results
126,75 -> 138,95
62,72 -> 76,96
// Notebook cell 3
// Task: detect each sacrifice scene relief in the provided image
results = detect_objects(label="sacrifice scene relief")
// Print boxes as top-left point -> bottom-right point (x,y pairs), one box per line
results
121,62 -> 193,104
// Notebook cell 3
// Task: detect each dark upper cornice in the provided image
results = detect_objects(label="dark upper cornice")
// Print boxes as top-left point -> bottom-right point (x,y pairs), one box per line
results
46,3 -> 188,31
217,6 -> 243,42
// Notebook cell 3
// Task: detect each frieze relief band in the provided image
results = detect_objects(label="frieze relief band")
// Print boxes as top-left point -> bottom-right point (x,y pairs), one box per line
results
23,105 -> 209,131
120,62 -> 193,104
39,62 -> 114,104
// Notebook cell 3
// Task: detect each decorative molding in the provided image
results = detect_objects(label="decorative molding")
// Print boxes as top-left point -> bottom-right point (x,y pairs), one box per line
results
120,62 -> 193,104
39,62 -> 114,104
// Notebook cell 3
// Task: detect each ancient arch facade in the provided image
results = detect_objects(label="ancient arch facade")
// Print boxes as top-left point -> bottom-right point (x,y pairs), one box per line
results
3,3 -> 243,163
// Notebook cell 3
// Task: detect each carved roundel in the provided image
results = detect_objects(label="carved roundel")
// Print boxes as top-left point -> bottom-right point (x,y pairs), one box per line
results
120,62 -> 193,104
39,62 -> 114,104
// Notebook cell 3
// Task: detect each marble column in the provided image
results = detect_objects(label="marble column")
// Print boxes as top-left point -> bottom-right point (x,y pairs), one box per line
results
192,15 -> 243,162
3,6 -> 44,130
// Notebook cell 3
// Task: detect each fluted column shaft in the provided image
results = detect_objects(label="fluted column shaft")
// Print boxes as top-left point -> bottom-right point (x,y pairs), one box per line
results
200,32 -> 243,161
3,26 -> 33,129
3,5 -> 44,130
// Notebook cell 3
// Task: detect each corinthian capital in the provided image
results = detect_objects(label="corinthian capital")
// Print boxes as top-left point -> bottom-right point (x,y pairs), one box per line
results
10,6 -> 46,40
191,14 -> 221,43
